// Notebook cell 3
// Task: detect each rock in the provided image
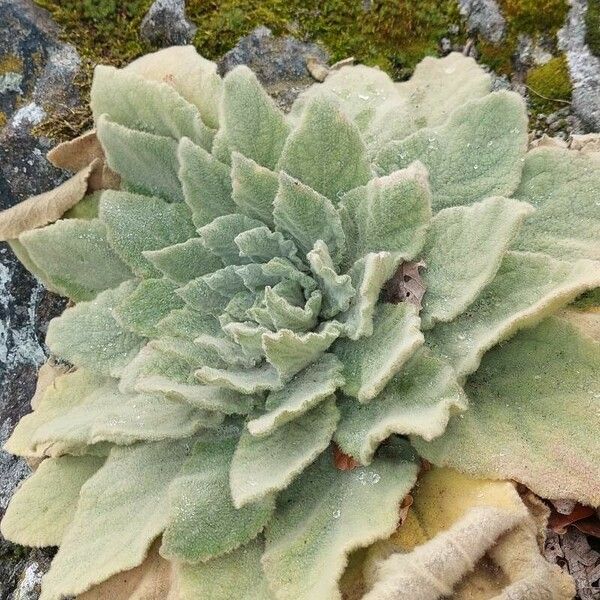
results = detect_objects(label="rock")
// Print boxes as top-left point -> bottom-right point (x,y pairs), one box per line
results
559,0 -> 600,130
0,0 -> 76,596
515,34 -> 554,72
458,0 -> 506,44
140,0 -> 197,47
439,37 -> 452,55
218,26 -> 329,111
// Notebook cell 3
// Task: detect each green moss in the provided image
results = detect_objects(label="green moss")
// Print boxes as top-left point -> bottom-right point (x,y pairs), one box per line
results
525,54 -> 572,111
586,0 -> 600,57
0,55 -> 23,76
33,0 -> 466,140
572,288 -> 600,310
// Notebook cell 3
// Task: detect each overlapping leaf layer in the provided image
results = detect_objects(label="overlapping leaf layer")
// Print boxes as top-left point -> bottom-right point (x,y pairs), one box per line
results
1,45 -> 598,600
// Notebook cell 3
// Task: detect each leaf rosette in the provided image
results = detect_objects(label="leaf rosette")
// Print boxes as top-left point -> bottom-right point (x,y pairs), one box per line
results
0,46 -> 598,600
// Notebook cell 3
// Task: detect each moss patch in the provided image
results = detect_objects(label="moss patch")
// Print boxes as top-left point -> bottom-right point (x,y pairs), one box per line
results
33,0 -> 466,141
586,0 -> 600,57
0,55 -> 24,76
525,54 -> 572,111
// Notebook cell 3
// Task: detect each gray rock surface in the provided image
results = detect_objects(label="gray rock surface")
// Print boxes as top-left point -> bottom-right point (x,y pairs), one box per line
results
458,0 -> 506,44
218,26 -> 329,110
0,0 -> 75,597
140,0 -> 197,47
559,0 -> 600,130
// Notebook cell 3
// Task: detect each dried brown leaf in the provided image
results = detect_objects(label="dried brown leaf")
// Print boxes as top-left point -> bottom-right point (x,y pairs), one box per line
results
382,260 -> 426,310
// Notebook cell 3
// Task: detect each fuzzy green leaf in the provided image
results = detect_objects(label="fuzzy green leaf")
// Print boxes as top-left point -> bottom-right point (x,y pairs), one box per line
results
197,363 -> 282,394
176,538 -> 271,600
161,435 -> 275,563
96,114 -> 183,202
235,226 -> 301,267
420,196 -> 534,329
91,65 -> 213,150
278,94 -> 371,201
231,151 -> 279,226
231,399 -> 340,507
46,282 -> 144,377
512,147 -> 600,260
273,172 -> 345,264
248,353 -> 344,436
335,349 -> 467,464
414,317 -> 600,506
1,455 -> 104,547
339,162 -> 432,267
143,237 -> 223,285
100,190 -> 196,278
221,66 -> 290,169
178,137 -> 237,227
334,302 -> 424,402
426,251 -> 600,377
262,440 -> 419,600
375,92 -> 528,210
18,218 -> 132,301
40,439 -> 193,600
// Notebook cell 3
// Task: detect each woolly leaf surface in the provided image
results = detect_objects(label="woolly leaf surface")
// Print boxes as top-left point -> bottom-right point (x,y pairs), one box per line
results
96,115 -> 183,202
178,137 -> 236,227
339,162 -> 431,267
334,303 -> 424,402
100,191 -> 196,278
420,197 -> 534,329
91,65 -> 213,150
262,440 -> 418,600
161,435 -> 275,562
221,66 -> 290,169
248,353 -> 344,436
426,251 -> 600,377
414,317 -> 600,506
177,538 -> 271,600
46,282 -> 144,377
40,439 -> 193,600
375,92 -> 528,210
512,147 -> 600,260
1,455 -> 104,547
197,363 -> 282,395
18,218 -> 132,301
278,94 -> 371,202
335,350 -> 467,464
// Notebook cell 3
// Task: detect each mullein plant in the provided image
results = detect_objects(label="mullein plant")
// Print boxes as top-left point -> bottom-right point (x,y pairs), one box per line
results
0,45 -> 598,600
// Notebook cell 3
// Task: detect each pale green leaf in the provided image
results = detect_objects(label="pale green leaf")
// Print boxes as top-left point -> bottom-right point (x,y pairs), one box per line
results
374,91 -> 528,210
263,322 -> 341,381
96,114 -> 183,202
222,320 -> 269,362
125,45 -> 222,129
339,162 -> 432,267
178,137 -> 236,227
199,213 -> 265,265
161,436 -> 275,562
334,302 -> 424,402
177,276 -> 231,316
1,455 -> 104,547
176,538 -> 271,600
262,440 -> 418,600
63,191 -> 101,219
115,278 -> 183,337
18,218 -> 132,301
264,287 -> 321,332
231,151 -> 279,226
307,241 -> 355,318
273,172 -> 346,264
143,237 -> 223,285
221,66 -> 290,169
231,399 -> 340,507
100,190 -> 196,278
235,226 -> 301,267
426,251 -> 600,377
512,147 -> 600,260
414,317 -> 600,506
277,94 -> 371,201
40,439 -> 192,600
197,363 -> 282,395
338,252 -> 400,340
335,349 -> 467,464
91,65 -> 213,150
420,196 -> 534,329
46,281 -> 144,377
248,353 -> 344,436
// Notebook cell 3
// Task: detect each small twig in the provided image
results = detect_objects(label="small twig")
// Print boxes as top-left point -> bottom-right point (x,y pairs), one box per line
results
524,84 -> 572,105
